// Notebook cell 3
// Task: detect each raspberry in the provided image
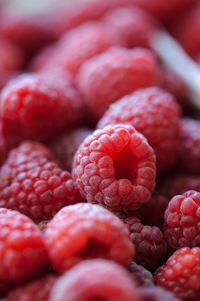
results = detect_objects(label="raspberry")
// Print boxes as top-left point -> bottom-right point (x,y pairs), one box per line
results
179,119 -> 200,173
0,208 -> 47,285
72,124 -> 156,211
128,262 -> 154,287
164,190 -> 200,249
103,6 -> 156,48
122,216 -> 167,270
50,128 -> 92,171
98,87 -> 181,172
45,203 -> 134,273
0,141 -> 81,221
138,286 -> 180,301
78,47 -> 160,122
155,247 -> 200,301
6,275 -> 56,301
49,259 -> 139,301
0,73 -> 82,145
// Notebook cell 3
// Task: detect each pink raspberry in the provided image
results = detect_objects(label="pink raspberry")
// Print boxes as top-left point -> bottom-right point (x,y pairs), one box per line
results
50,128 -> 92,171
0,73 -> 82,145
138,286 -> 180,301
45,203 -> 134,273
0,208 -> 48,286
49,259 -> 139,301
123,216 -> 167,270
72,124 -> 156,211
98,87 -> 181,172
179,119 -> 200,173
155,247 -> 200,301
164,190 -> 200,249
0,141 -> 81,221
128,262 -> 154,287
78,47 -> 160,121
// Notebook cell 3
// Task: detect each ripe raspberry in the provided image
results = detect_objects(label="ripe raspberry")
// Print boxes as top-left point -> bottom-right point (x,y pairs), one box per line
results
0,141 -> 81,221
6,275 -> 56,301
45,203 -> 134,273
179,119 -> 200,173
123,216 -> 167,270
0,208 -> 47,285
164,190 -> 200,249
128,262 -> 154,287
138,286 -> 180,301
0,73 -> 82,145
72,124 -> 156,211
50,259 -> 139,301
50,128 -> 92,171
155,247 -> 200,301
98,87 -> 181,172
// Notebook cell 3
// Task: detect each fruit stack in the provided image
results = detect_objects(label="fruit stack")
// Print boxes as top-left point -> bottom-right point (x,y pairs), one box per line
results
0,0 -> 199,300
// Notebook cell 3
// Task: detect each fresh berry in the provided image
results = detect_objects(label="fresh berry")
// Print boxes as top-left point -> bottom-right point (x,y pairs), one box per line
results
6,275 -> 56,301
0,208 -> 48,286
128,262 -> 154,287
122,216 -> 167,270
179,119 -> 200,173
155,247 -> 200,301
50,128 -> 92,171
78,47 -> 160,121
164,190 -> 200,249
138,286 -> 180,301
0,141 -> 81,221
98,87 -> 181,172
45,203 -> 134,273
72,124 -> 156,211
49,259 -> 139,301
0,73 -> 82,145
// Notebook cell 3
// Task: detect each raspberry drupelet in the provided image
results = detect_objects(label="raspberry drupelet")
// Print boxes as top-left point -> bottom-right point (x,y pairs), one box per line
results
45,203 -> 134,273
0,141 -> 81,221
128,262 -> 154,287
155,247 -> 200,301
49,259 -> 139,301
164,190 -> 200,249
0,73 -> 82,146
0,208 -> 48,286
78,47 -> 160,121
72,124 -> 156,211
98,87 -> 182,172
138,286 -> 180,301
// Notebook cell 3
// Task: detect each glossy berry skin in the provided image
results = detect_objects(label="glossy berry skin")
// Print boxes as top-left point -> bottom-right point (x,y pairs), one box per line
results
155,247 -> 200,301
98,87 -> 181,172
45,203 -> 134,273
128,262 -> 154,287
123,217 -> 167,271
0,208 -> 48,286
138,286 -> 180,301
0,73 -> 82,146
165,190 -> 200,249
72,124 -> 156,212
78,47 -> 160,121
49,259 -> 139,301
0,141 -> 81,221
179,119 -> 200,173
6,275 -> 56,301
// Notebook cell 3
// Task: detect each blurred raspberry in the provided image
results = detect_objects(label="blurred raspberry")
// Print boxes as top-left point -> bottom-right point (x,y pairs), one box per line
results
78,47 -> 160,122
128,262 -> 154,287
138,286 -> 180,301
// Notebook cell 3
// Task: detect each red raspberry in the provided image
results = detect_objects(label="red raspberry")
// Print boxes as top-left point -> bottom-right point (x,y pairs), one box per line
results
0,141 -> 81,221
155,247 -> 200,301
128,262 -> 154,287
45,203 -> 134,273
78,47 -> 160,121
6,275 -> 56,301
72,124 -> 156,211
50,259 -> 139,301
103,6 -> 156,48
0,73 -> 82,145
50,128 -> 92,171
164,190 -> 200,249
138,286 -> 180,301
0,208 -> 47,286
123,216 -> 167,270
179,119 -> 200,173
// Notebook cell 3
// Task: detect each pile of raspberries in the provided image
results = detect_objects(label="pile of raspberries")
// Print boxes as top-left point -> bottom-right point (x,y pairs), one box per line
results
0,0 -> 200,300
